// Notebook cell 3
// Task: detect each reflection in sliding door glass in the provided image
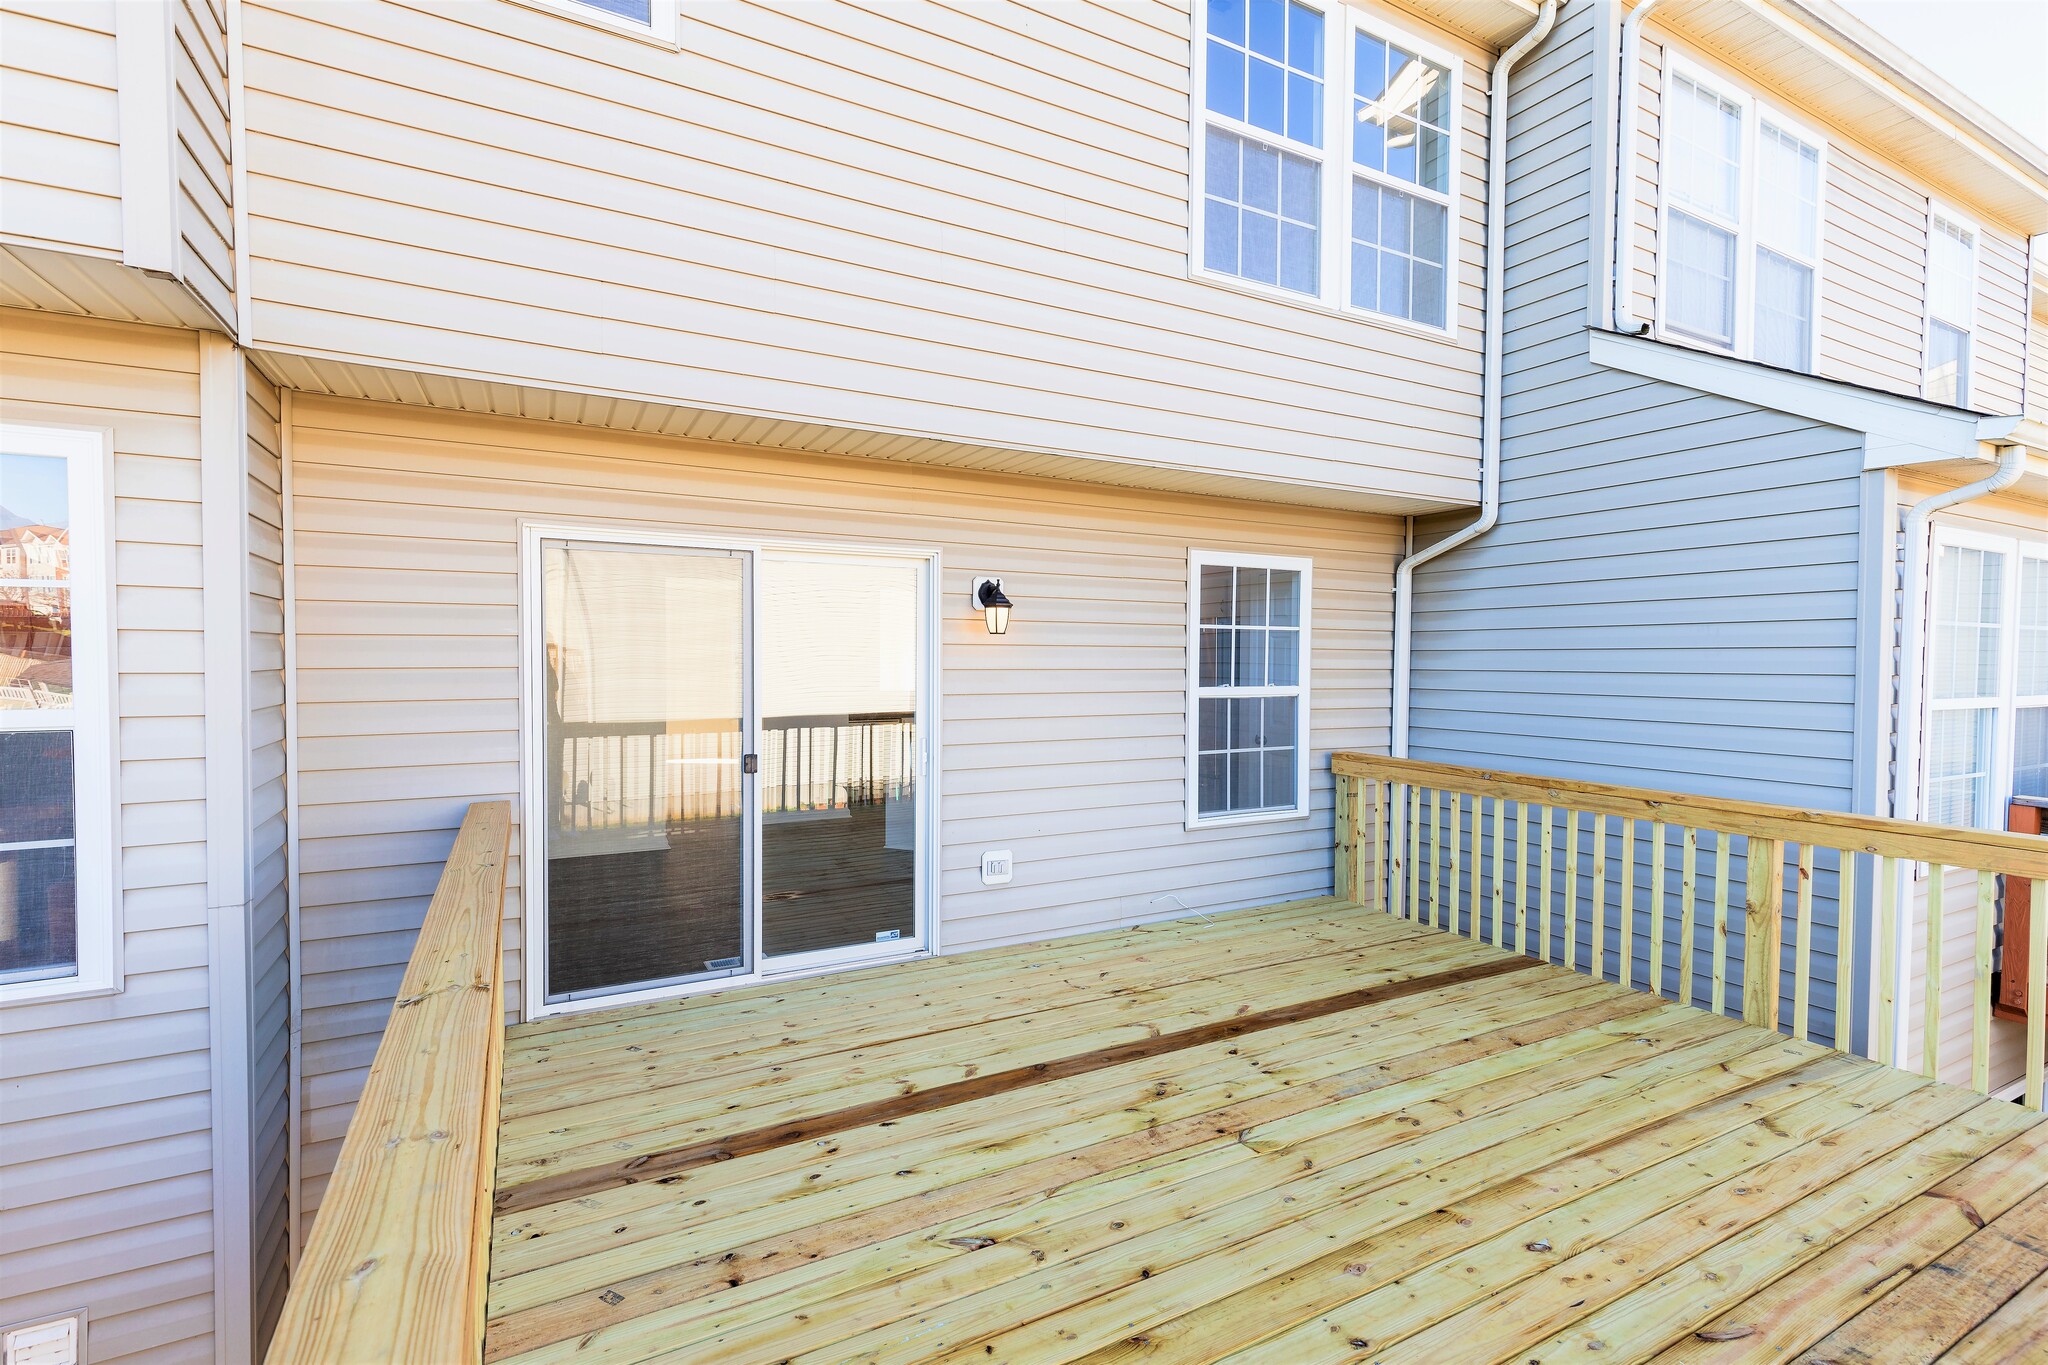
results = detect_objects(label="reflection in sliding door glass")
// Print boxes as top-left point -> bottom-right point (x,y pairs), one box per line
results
760,555 -> 919,958
542,543 -> 747,1000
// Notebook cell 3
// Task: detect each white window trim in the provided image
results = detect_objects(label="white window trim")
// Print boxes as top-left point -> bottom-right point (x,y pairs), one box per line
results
1922,201 -> 1980,408
1186,548 -> 1314,830
0,422 -> 119,1005
1653,49 -> 1829,371
1186,0 -> 1464,340
502,0 -> 680,47
1922,523 -> 2048,831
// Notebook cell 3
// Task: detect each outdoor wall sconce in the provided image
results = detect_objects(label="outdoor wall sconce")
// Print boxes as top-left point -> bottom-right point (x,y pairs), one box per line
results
970,576 -> 1012,635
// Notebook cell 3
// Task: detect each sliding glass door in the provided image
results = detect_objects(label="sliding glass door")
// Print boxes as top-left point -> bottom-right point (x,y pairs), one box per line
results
540,542 -> 751,1003
758,553 -> 922,962
532,534 -> 928,1011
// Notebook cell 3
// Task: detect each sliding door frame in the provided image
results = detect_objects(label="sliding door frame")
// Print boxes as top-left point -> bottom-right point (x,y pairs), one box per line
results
518,520 -> 942,1021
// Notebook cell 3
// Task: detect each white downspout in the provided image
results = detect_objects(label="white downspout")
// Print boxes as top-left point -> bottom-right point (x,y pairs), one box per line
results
1887,439 -> 2028,1065
1390,0 -> 1558,757
1610,0 -> 1665,333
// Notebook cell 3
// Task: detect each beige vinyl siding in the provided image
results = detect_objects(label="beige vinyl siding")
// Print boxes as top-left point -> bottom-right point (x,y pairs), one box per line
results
1627,32 -> 2034,414
0,0 -> 124,256
1897,474 -> 2044,1095
2030,308 -> 2046,418
172,0 -> 235,327
1819,145 -> 1925,394
1972,223 -> 2029,415
244,360 -> 291,1351
235,0 -> 1489,507
0,310 -> 216,1364
283,393 -> 1397,1222
1621,27 -> 1662,331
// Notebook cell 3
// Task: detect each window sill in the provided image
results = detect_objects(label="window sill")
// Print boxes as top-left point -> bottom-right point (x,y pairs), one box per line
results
1187,264 -> 1463,345
0,974 -> 119,1008
1186,807 -> 1314,833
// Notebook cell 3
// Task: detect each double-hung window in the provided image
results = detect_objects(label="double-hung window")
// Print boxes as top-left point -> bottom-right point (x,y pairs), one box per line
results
1194,0 -> 1460,333
1925,529 -> 2048,829
1348,26 -> 1455,328
1189,552 -> 1311,825
1924,211 -> 1977,407
1660,58 -> 1823,369
1,423 -> 113,1002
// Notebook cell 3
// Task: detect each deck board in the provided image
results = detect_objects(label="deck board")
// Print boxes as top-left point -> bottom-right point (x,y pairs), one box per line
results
485,899 -> 2044,1364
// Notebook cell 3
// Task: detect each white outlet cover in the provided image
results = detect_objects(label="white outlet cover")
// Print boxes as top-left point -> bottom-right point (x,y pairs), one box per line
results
980,849 -> 1014,886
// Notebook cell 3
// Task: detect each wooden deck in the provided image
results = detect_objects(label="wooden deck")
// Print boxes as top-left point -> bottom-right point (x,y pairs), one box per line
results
479,897 -> 2047,1365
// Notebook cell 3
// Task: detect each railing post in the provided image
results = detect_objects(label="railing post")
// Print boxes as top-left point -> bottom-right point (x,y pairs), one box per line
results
1334,774 -> 1358,904
1744,835 -> 1784,1032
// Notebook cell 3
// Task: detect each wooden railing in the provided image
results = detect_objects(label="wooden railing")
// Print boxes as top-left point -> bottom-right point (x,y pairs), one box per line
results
1333,754 -> 2048,1111
266,801 -> 512,1365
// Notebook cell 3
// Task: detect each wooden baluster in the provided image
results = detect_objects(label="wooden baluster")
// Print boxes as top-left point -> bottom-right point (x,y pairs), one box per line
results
1514,800 -> 1529,955
1836,851 -> 1857,1054
1466,795 -> 1482,942
1373,780 -> 1388,914
1743,835 -> 1784,1032
1792,843 -> 1815,1042
1924,866 -> 1945,1079
1431,791 -> 1446,930
1590,814 -> 1607,982
1680,827 -> 1698,1007
1712,833 -> 1730,1017
1392,783 -> 1410,918
1649,823 -> 1667,999
1334,775 -> 1357,905
1538,806 -> 1554,964
1877,857 -> 1899,1067
1563,809 -> 1580,971
1449,794 -> 1466,933
1619,818 -> 1635,991
1407,783 -> 1423,922
1973,870 -> 1995,1094
1490,797 -> 1505,947
2029,879 -> 2046,1112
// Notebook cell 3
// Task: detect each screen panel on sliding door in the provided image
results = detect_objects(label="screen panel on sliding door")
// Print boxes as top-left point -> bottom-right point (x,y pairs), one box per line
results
758,554 -> 922,961
540,541 -> 750,1002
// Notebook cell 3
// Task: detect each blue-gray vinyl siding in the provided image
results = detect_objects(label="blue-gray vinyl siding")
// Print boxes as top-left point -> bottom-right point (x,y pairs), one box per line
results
1406,0 -> 1867,1044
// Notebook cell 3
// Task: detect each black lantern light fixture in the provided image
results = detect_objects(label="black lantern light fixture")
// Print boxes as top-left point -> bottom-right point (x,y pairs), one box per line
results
971,576 -> 1012,635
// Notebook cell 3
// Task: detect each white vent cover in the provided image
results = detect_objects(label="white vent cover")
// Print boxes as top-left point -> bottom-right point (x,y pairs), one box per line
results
3,1318 -> 79,1365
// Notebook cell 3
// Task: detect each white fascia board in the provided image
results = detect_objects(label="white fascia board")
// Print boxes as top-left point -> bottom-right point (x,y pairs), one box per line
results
1585,327 -> 1994,467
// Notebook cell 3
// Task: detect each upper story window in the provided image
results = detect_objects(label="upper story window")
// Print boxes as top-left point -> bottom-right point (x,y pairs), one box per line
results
1925,529 -> 2048,828
1,423 -> 114,1003
1924,210 -> 1977,407
1189,552 -> 1311,827
520,0 -> 678,42
1194,0 -> 1460,335
1660,58 -> 1823,371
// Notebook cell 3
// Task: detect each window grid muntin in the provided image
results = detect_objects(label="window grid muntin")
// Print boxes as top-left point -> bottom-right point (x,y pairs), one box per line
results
0,426 -> 106,1000
1204,128 -> 1323,295
1926,531 -> 2048,829
1657,56 -> 1827,373
1925,213 -> 1976,406
1192,556 -> 1307,822
1191,0 -> 1461,335
1350,31 -> 1453,195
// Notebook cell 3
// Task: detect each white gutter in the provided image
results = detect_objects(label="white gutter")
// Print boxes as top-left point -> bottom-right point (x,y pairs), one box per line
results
1390,0 -> 1558,757
1610,0 -> 1664,334
1887,438 -> 2028,1065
